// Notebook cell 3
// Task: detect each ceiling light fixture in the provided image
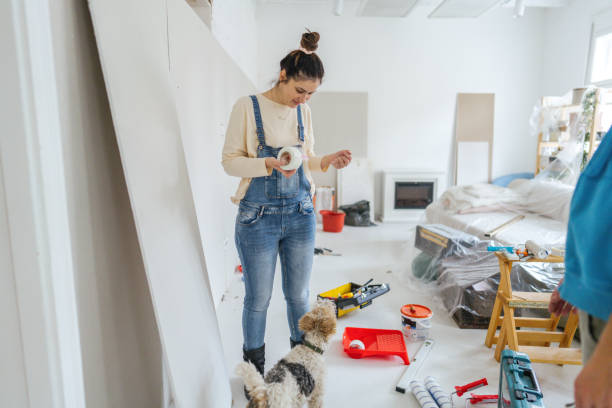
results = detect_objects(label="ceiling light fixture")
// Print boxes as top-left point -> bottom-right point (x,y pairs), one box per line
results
513,0 -> 526,17
334,0 -> 344,16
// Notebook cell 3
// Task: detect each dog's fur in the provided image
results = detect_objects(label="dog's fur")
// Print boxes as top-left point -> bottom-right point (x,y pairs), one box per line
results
236,300 -> 337,408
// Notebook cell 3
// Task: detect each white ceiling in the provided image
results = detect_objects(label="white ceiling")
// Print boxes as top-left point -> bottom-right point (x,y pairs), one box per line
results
258,0 -> 570,5
258,0 -> 570,8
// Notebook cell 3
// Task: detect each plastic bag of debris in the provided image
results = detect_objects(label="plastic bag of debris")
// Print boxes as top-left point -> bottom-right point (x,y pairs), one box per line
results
338,200 -> 375,227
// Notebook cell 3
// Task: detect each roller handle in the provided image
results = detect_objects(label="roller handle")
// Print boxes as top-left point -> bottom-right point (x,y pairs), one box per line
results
454,378 -> 488,397
469,394 -> 498,404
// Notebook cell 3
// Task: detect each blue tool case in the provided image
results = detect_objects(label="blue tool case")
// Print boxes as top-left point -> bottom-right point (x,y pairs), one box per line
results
499,350 -> 545,408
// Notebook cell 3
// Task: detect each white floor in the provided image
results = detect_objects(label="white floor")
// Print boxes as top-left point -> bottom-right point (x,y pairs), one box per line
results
218,223 -> 580,407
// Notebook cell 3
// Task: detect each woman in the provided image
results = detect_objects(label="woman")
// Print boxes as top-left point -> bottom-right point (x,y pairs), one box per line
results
221,31 -> 352,377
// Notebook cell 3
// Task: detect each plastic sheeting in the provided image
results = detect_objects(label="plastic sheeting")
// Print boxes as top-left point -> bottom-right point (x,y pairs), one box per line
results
405,224 -> 564,329
531,87 -> 600,185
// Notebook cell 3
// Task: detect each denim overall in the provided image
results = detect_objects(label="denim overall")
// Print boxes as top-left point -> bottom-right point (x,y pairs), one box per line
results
235,95 -> 316,350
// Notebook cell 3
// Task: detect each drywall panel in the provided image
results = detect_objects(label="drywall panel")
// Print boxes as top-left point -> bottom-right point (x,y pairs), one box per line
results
0,3 -> 32,404
167,0 -> 254,308
48,0 -> 162,406
456,141 -> 490,185
455,93 -> 495,184
308,92 -> 368,194
0,160 -> 29,408
88,0 -> 230,406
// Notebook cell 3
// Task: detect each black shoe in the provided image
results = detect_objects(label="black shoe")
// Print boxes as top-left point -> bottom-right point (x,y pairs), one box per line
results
243,344 -> 265,400
290,337 -> 303,349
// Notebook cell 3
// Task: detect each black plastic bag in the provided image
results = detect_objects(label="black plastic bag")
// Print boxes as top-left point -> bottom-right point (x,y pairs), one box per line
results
338,200 -> 375,226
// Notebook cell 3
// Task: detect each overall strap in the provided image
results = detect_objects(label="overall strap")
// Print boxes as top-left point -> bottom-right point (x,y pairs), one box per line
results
297,104 -> 305,142
249,95 -> 266,150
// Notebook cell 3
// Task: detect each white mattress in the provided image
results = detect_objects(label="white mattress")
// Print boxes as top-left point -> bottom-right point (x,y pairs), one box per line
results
426,202 -> 566,247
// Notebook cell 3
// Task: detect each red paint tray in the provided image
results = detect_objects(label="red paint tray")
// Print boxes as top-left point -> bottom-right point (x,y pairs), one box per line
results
342,327 -> 410,365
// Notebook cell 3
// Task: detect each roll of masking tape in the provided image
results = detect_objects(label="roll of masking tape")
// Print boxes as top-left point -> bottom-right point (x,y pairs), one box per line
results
277,146 -> 302,171
349,339 -> 365,350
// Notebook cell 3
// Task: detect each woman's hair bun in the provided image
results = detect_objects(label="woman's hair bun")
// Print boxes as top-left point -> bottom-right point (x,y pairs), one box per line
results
300,31 -> 320,52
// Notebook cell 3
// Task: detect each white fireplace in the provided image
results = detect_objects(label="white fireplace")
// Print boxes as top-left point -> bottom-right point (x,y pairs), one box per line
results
382,170 -> 446,222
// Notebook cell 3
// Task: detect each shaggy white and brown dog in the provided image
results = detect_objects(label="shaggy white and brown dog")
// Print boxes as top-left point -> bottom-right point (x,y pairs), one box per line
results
236,300 -> 337,408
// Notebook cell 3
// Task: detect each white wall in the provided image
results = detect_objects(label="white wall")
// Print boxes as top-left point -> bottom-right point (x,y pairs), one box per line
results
212,0 -> 258,85
257,3 -> 547,216
49,1 -> 162,407
542,0 -> 612,95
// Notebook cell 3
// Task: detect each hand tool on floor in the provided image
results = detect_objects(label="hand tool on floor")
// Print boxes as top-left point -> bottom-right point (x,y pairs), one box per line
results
468,394 -> 498,405
340,278 -> 373,298
314,247 -> 341,256
448,378 -> 488,407
453,378 -> 488,397
410,379 -> 440,408
395,339 -> 434,393
499,350 -> 545,407
484,215 -> 525,238
425,376 -> 452,407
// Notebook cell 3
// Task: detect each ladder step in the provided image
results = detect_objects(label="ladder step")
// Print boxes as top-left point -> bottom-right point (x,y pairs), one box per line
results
495,317 -> 555,328
491,330 -> 565,345
518,346 -> 582,365
505,292 -> 552,309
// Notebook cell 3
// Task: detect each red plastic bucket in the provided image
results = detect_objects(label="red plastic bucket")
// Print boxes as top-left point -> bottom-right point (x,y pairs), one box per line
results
320,210 -> 345,233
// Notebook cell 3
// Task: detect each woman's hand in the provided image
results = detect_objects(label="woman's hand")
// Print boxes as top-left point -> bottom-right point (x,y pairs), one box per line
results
265,157 -> 296,178
323,150 -> 352,170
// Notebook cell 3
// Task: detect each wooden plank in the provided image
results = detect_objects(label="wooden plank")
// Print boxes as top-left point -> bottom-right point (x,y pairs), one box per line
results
518,346 -> 582,365
492,330 -> 564,344
516,331 -> 565,343
485,295 -> 503,348
560,311 -> 580,348
496,316 -> 556,328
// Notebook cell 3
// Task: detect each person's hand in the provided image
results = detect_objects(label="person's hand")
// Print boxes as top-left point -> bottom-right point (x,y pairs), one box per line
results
574,351 -> 612,407
265,157 -> 296,178
323,150 -> 352,170
548,279 -> 575,316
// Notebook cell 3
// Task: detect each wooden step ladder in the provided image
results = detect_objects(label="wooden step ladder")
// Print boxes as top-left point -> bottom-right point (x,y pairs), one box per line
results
484,252 -> 582,365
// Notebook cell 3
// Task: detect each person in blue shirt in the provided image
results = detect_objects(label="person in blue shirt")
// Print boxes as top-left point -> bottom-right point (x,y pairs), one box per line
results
549,126 -> 612,407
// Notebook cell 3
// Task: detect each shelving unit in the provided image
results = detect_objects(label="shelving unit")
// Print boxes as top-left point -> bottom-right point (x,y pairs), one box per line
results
585,88 -> 612,162
534,101 -> 580,175
534,88 -> 612,175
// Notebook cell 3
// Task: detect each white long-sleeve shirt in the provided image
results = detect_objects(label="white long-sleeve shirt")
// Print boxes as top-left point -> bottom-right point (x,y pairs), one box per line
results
222,94 -> 326,204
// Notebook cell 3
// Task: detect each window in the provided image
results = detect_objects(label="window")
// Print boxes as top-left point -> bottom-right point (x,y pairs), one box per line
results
590,31 -> 612,84
587,9 -> 612,87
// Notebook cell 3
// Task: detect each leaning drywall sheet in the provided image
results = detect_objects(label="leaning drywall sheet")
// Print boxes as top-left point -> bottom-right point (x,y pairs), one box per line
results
167,0 -> 254,307
454,93 -> 495,185
309,92 -> 368,194
87,0 -> 230,406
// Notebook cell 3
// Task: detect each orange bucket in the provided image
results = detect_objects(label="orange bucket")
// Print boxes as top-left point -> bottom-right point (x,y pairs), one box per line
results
320,210 -> 345,233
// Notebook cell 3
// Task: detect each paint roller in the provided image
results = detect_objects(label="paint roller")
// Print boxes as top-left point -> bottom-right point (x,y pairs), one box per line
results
277,146 -> 302,171
424,377 -> 452,408
410,380 -> 440,408
525,240 -> 551,259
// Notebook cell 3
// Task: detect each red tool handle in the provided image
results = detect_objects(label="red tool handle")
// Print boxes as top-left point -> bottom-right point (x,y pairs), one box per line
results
455,378 -> 488,396
469,394 -> 498,404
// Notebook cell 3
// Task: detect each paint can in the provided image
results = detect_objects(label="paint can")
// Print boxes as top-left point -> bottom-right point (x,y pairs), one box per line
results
401,304 -> 433,341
